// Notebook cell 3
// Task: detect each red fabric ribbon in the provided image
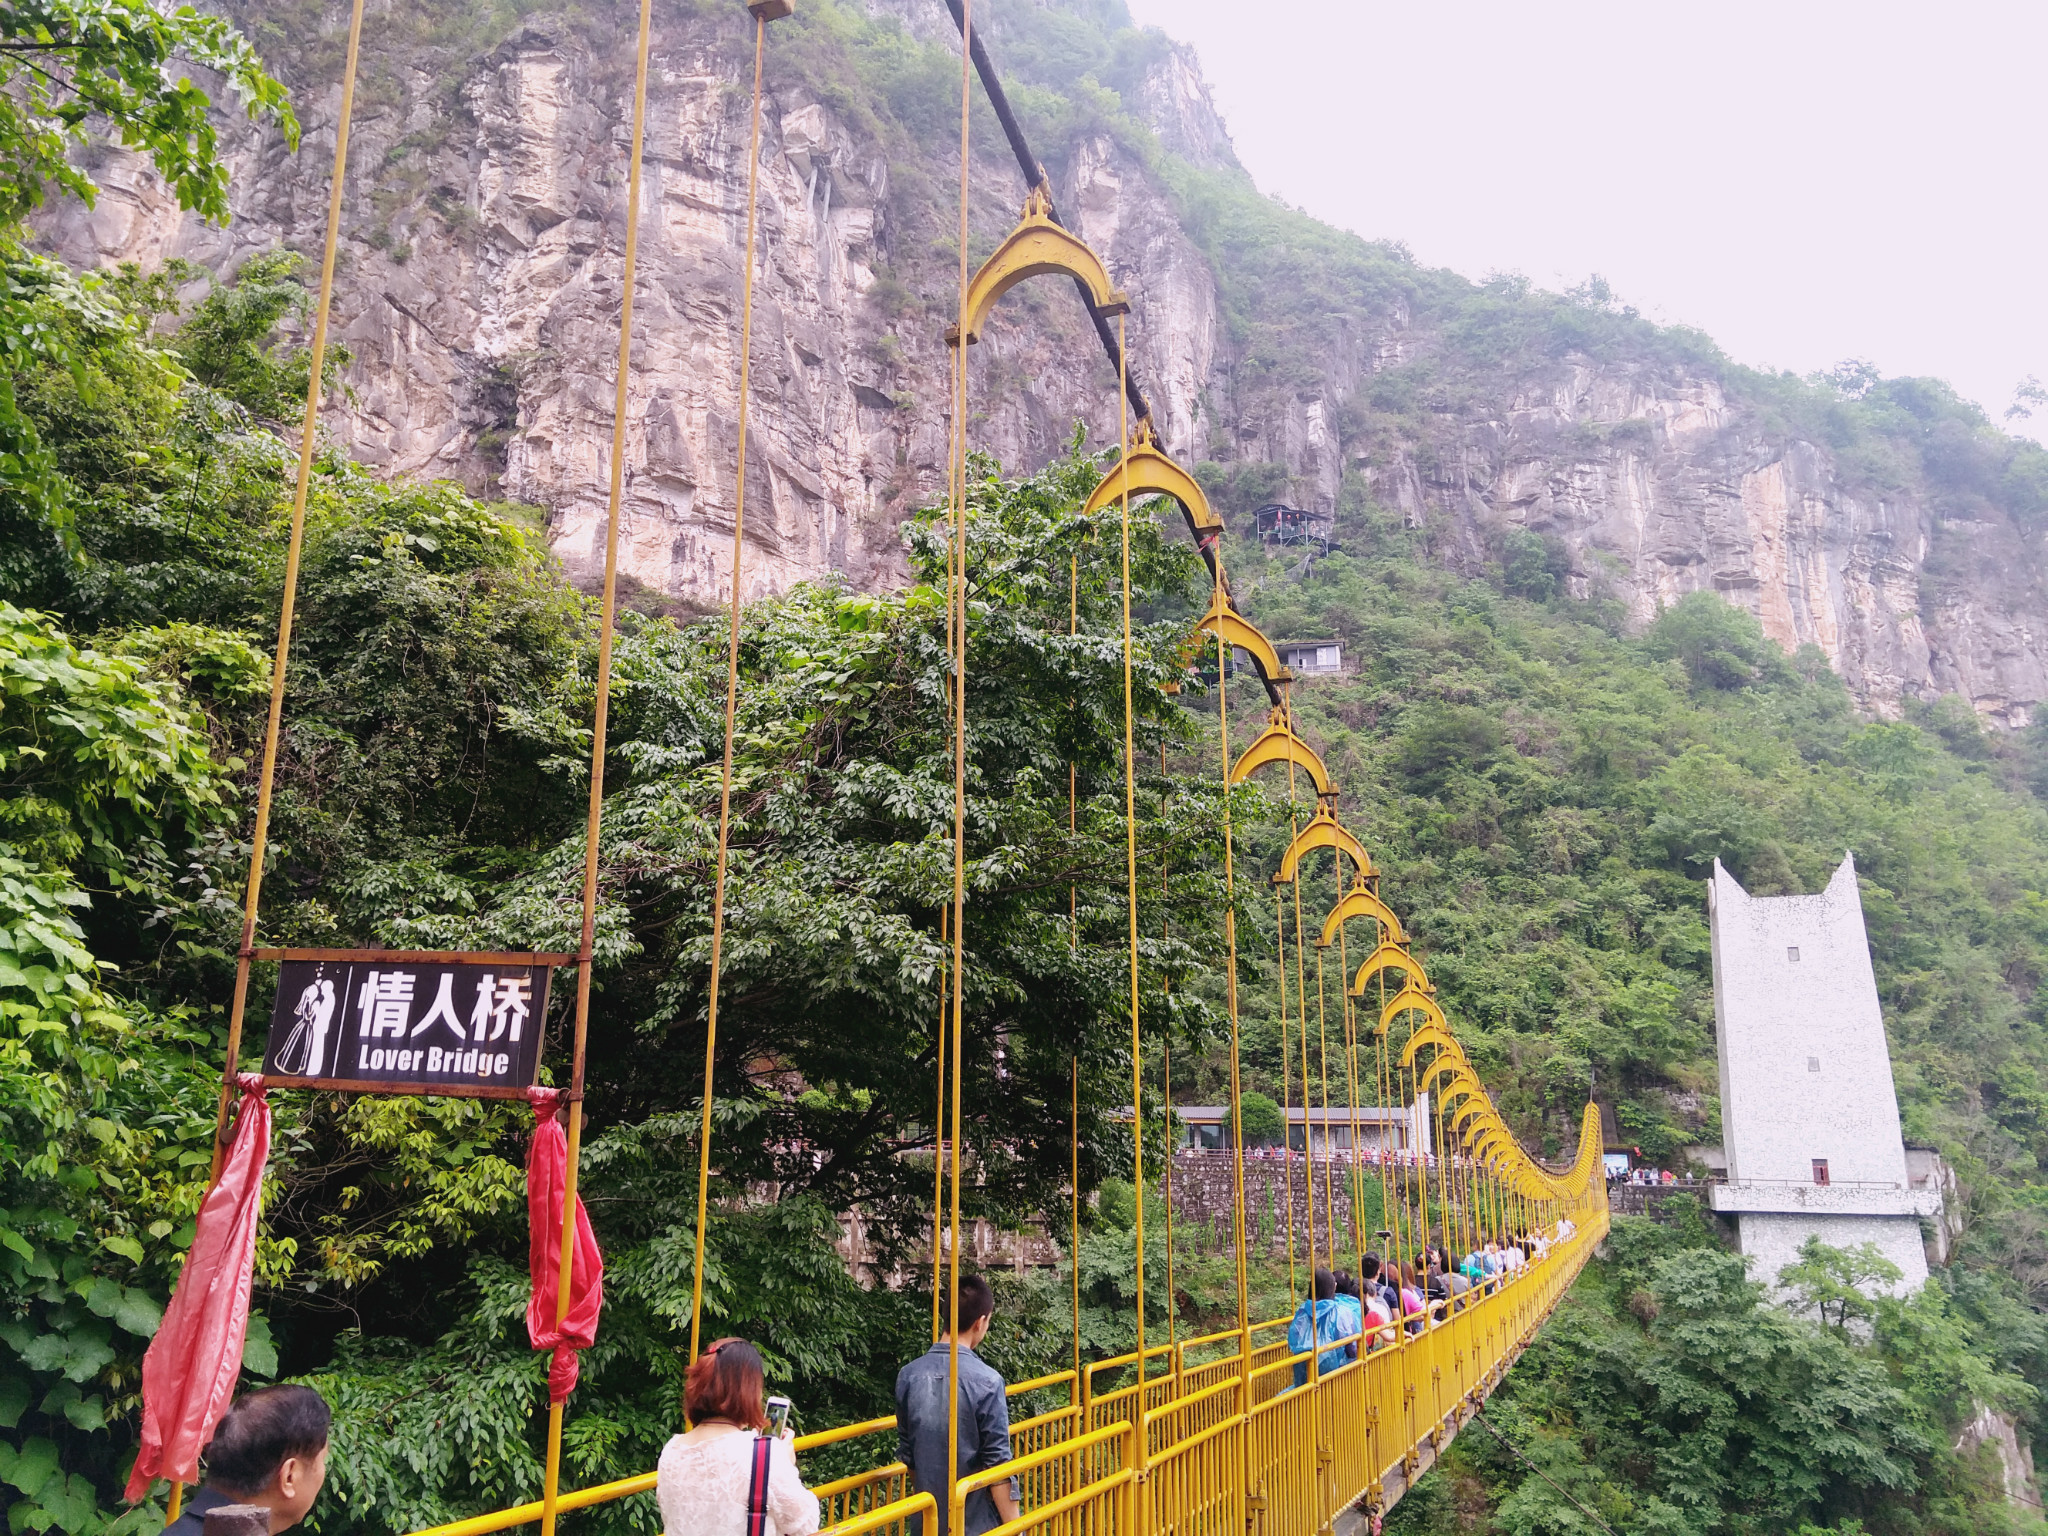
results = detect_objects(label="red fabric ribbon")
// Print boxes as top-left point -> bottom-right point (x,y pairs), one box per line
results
525,1088 -> 603,1405
125,1080 -> 271,1502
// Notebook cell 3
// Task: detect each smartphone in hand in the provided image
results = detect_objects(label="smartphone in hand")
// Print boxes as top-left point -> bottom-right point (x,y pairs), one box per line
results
765,1395 -> 793,1439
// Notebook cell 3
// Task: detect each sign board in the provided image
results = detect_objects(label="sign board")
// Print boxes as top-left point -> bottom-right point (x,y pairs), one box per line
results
258,950 -> 567,1097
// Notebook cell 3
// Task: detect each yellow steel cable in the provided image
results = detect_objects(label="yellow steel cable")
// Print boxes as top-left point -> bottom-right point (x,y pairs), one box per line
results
1392,1044 -> 1410,1271
686,6 -> 767,1374
931,903 -> 947,1343
1281,725 -> 1318,1302
1071,1056 -> 1082,1391
540,0 -> 656,1530
1276,885 -> 1296,1294
1159,744 -> 1176,1370
1314,940 -> 1335,1266
1068,549 -> 1081,1390
1335,946 -> 1368,1277
1436,1056 -> 1454,1259
207,0 -> 369,1189
1450,1100 -> 1466,1262
945,1 -> 973,1519
1372,965 -> 1396,1272
1338,911 -> 1369,1461
1163,1040 -> 1175,1362
1296,899 -> 1319,1374
1115,312 -> 1148,1423
1376,958 -> 1392,1201
1334,870 -> 1364,1270
1410,1056 -> 1428,1264
180,17 -> 369,1521
1432,1088 -> 1447,1258
1211,548 -> 1250,1369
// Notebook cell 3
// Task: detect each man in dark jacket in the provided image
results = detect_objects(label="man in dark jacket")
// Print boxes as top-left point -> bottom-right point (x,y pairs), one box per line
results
896,1274 -> 1021,1536
164,1386 -> 329,1536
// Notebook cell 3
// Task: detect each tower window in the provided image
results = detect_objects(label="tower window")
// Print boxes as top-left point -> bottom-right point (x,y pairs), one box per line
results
1787,946 -> 1801,961
1812,1158 -> 1830,1185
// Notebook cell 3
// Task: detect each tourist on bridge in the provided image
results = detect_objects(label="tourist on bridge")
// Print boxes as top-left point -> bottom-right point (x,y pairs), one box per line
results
1356,1263 -> 1396,1350
1287,1269 -> 1352,1386
164,1385 -> 330,1536
657,1337 -> 819,1536
1397,1265 -> 1427,1334
1361,1252 -> 1399,1317
1331,1273 -> 1365,1362
896,1274 -> 1020,1536
1427,1252 -> 1472,1314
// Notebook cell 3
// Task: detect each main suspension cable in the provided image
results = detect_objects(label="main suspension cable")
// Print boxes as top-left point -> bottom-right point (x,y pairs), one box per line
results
208,0 -> 368,1180
177,0 -> 368,1523
687,5 -> 769,1371
542,0 -> 656,1530
1115,311 -> 1148,1416
944,0 -> 974,1518
1211,543 -> 1251,1373
939,0 -> 1151,430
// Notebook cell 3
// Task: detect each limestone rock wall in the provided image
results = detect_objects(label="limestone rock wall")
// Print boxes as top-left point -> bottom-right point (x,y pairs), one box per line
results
34,1 -> 2048,721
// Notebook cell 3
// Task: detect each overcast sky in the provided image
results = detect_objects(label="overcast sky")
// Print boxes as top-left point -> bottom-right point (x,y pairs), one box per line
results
1121,0 -> 2047,439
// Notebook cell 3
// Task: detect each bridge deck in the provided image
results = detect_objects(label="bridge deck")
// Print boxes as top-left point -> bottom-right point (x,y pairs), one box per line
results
408,1208 -> 1605,1536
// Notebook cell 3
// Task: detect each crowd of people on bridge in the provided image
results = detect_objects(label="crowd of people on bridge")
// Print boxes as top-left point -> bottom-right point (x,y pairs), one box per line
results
1283,1218 -> 1575,1389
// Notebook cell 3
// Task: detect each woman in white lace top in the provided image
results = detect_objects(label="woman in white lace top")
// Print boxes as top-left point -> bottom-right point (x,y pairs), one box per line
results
655,1338 -> 819,1536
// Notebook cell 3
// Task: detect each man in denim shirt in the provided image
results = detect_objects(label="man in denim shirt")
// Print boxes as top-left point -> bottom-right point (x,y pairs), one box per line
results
896,1274 -> 1021,1536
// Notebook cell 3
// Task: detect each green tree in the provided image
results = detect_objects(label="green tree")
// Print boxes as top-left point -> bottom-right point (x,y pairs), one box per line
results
1779,1238 -> 1904,1335
1237,1090 -> 1283,1146
0,602 -> 243,1536
0,0 -> 294,225
0,0 -> 292,610
170,250 -> 347,423
1643,590 -> 1790,693
397,448 -> 1235,1260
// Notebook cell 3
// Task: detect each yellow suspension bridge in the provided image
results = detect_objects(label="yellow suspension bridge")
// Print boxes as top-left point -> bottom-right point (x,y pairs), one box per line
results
214,0 -> 1613,1533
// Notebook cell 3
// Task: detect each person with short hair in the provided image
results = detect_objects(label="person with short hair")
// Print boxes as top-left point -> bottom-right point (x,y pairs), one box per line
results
1438,1253 -> 1472,1311
896,1275 -> 1019,1536
1397,1265 -> 1426,1334
1287,1269 -> 1351,1387
1331,1273 -> 1364,1362
1359,1253 -> 1398,1316
164,1385 -> 331,1536
656,1337 -> 819,1536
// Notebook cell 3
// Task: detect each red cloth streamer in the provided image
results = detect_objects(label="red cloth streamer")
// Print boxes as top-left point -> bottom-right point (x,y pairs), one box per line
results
525,1089 -> 603,1405
125,1079 -> 271,1502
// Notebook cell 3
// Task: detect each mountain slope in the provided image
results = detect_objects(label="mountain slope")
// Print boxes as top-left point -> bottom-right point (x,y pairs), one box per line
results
34,0 -> 2048,723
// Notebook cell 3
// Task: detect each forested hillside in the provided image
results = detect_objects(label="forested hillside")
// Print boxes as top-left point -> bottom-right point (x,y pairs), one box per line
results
6,4 -> 2048,1536
41,0 -> 2048,724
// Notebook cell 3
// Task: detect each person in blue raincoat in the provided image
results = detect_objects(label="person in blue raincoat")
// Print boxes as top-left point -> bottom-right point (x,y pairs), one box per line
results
1287,1269 -> 1351,1388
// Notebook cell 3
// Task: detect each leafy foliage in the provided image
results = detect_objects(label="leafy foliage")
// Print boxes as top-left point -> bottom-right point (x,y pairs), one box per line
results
0,0 -> 293,222
1780,1237 -> 1906,1335
1395,1215 -> 2037,1536
0,242 -> 587,1531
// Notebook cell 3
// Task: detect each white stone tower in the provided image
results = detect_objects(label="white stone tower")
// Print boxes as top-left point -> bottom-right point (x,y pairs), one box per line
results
1706,853 -> 1937,1291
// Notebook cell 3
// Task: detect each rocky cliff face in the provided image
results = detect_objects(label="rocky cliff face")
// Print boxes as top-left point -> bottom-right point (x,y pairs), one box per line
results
35,0 -> 2048,722
1371,365 -> 2048,726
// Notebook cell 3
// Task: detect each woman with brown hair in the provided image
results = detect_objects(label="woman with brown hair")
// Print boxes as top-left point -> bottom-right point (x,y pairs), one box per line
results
655,1338 -> 819,1536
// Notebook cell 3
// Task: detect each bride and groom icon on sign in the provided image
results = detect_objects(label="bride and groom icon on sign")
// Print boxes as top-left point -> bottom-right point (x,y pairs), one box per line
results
273,973 -> 339,1076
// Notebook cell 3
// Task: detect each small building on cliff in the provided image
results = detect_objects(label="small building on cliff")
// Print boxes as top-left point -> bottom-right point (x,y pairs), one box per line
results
1705,853 -> 1941,1291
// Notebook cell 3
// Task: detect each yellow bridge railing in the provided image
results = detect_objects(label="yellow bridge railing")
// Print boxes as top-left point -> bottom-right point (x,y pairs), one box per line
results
407,1174 -> 1607,1536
